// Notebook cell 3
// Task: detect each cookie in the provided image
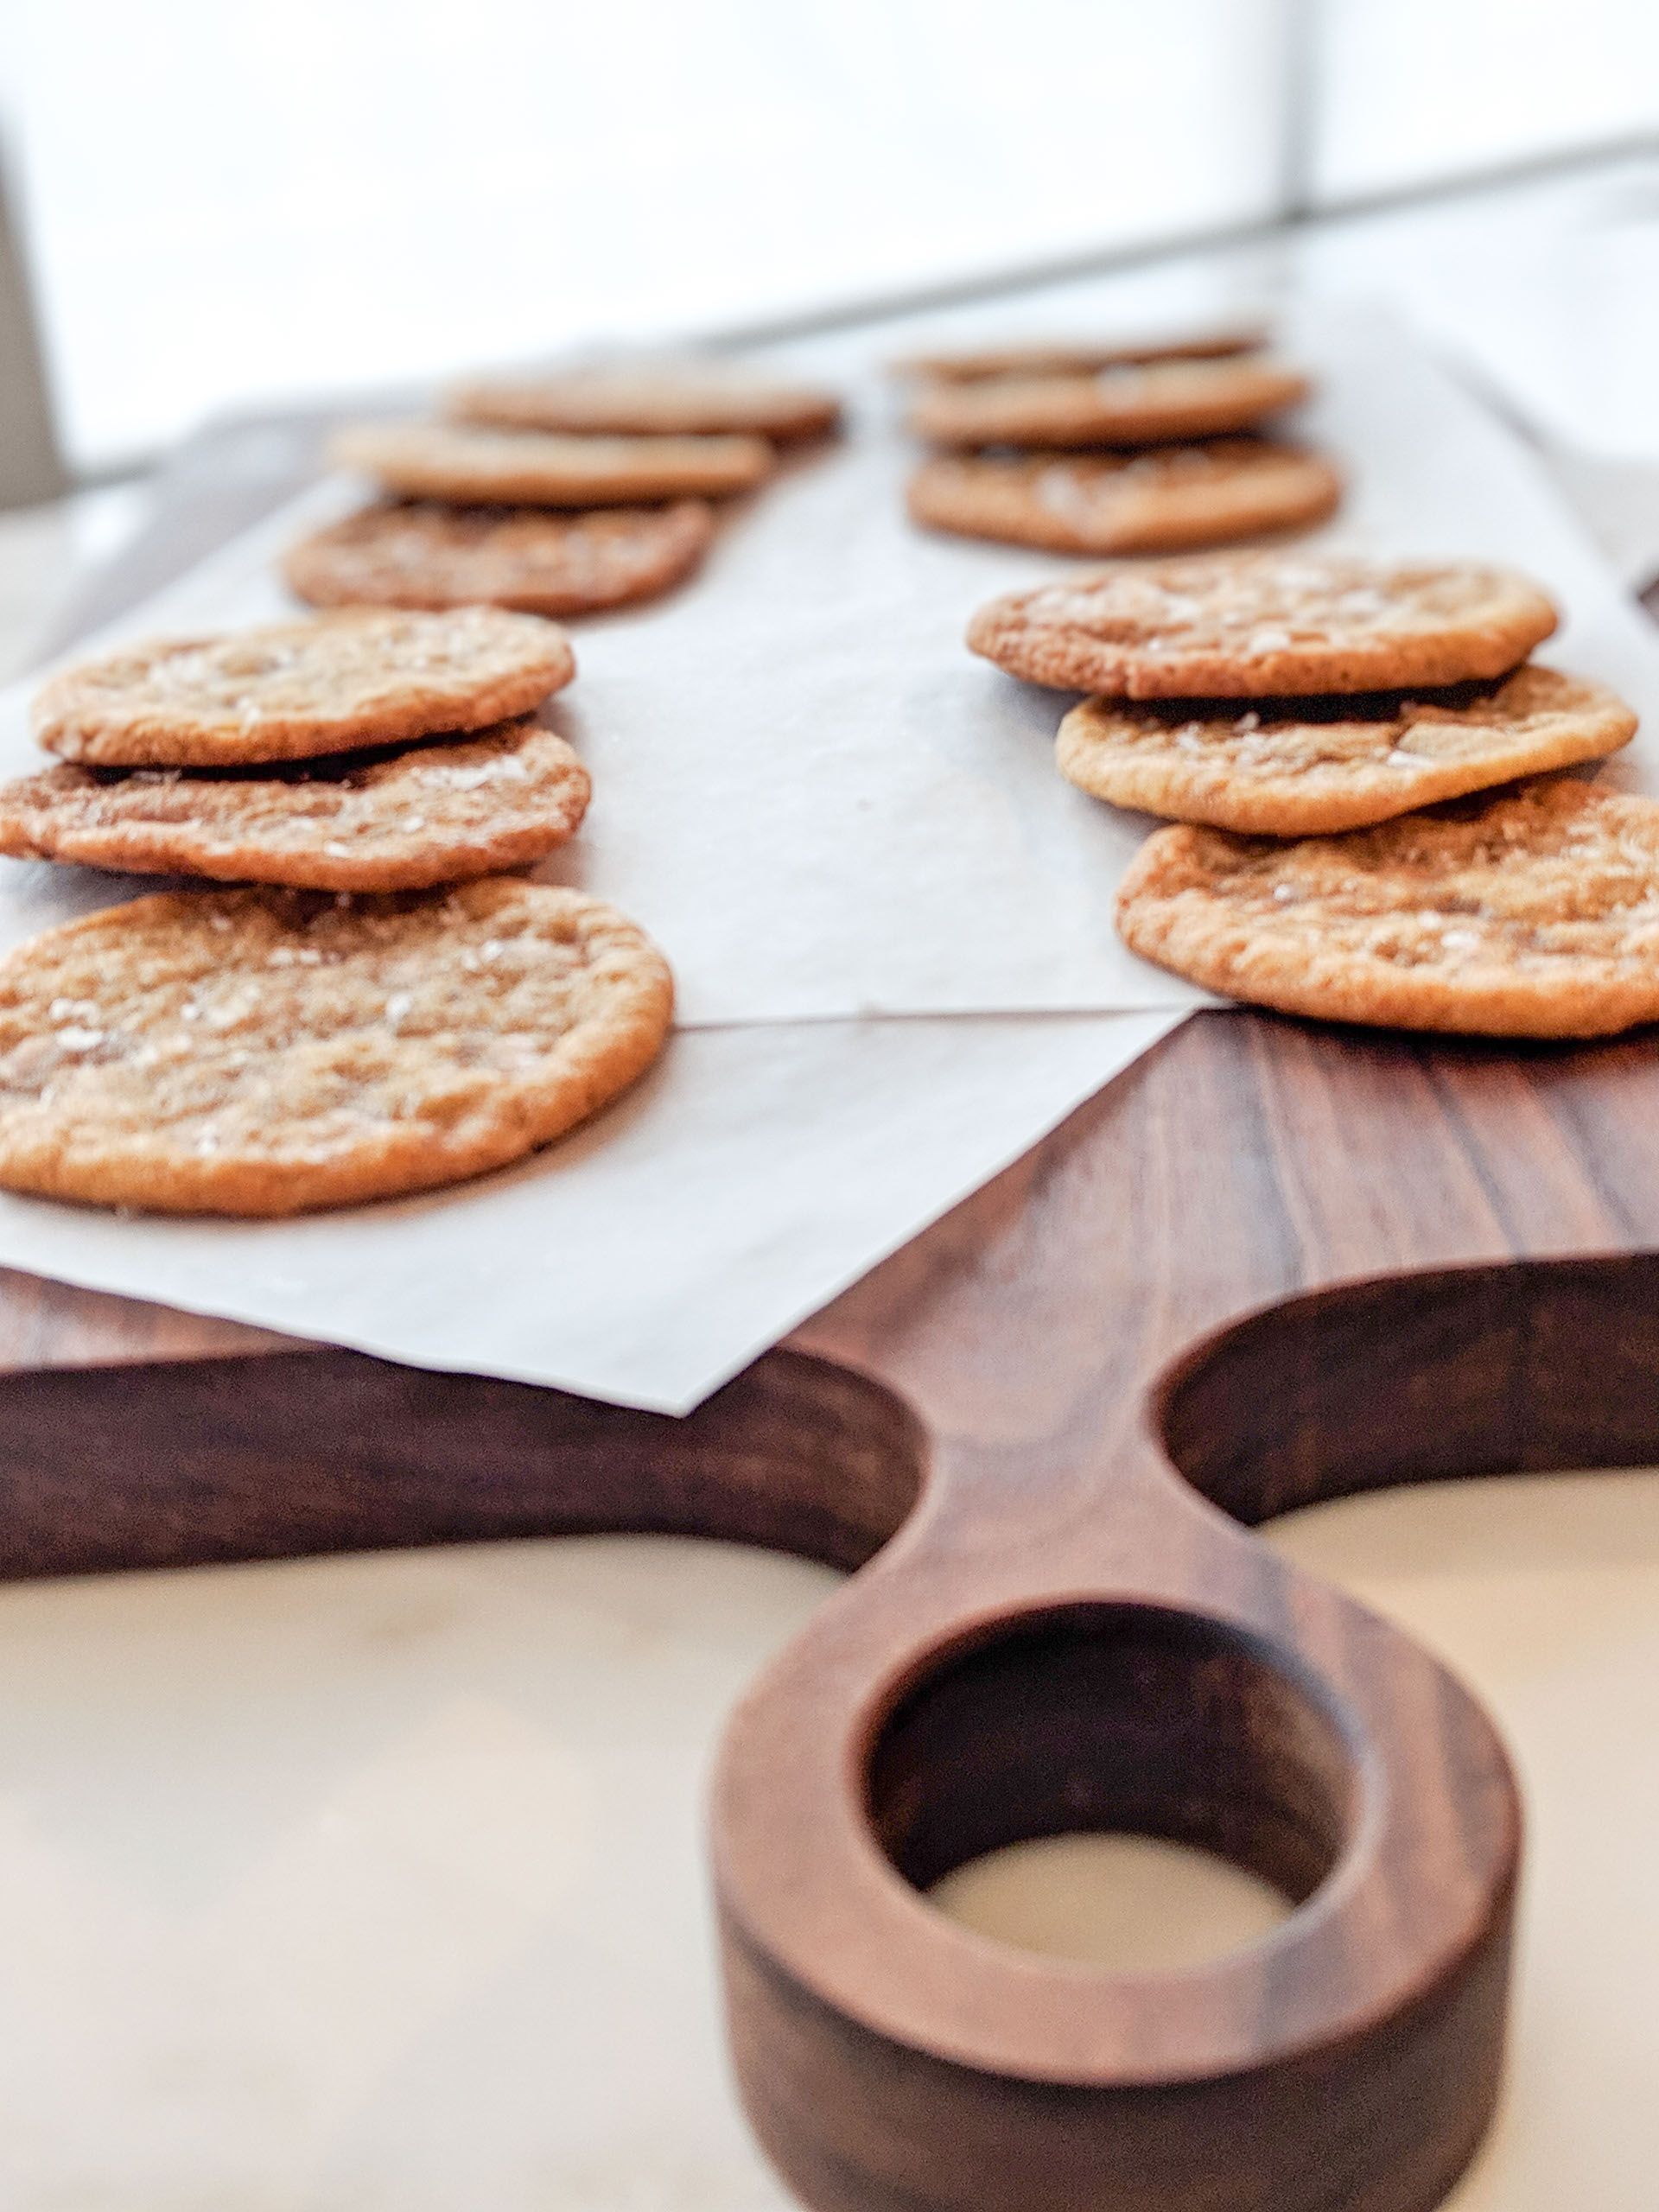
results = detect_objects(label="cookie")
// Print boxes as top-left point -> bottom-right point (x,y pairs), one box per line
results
448,359 -> 841,441
1116,780 -> 1659,1038
0,879 -> 673,1214
906,355 -> 1309,448
283,499 -> 715,617
892,320 -> 1268,383
331,422 -> 772,506
907,440 -> 1340,555
1058,667 -> 1635,834
0,718 -> 591,893
35,608 -> 575,770
968,553 -> 1558,698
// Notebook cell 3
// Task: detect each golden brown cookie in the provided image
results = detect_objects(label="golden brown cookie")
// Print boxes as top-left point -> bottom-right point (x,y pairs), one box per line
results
331,422 -> 772,505
968,553 -> 1558,698
892,320 -> 1268,382
906,355 -> 1309,448
1058,667 -> 1635,834
907,440 -> 1340,555
0,718 -> 591,892
1116,780 -> 1659,1038
35,608 -> 575,769
448,359 -> 841,441
0,878 -> 673,1214
283,499 -> 715,617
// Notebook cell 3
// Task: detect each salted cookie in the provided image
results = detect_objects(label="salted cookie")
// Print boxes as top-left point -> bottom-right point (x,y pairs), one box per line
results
0,718 -> 591,893
968,553 -> 1558,699
907,440 -> 1340,555
284,499 -> 715,617
1058,667 -> 1635,834
35,608 -> 575,770
906,355 -> 1309,448
0,878 -> 673,1214
448,359 -> 841,441
331,422 -> 772,506
893,320 -> 1268,382
1116,780 -> 1659,1038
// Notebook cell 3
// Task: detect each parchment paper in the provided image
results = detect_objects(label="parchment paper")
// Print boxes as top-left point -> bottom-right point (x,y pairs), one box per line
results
0,1010 -> 1179,1413
0,302 -> 1648,1410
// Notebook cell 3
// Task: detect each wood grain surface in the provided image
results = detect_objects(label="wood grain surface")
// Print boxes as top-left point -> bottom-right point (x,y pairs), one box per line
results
10,423 -> 1659,2212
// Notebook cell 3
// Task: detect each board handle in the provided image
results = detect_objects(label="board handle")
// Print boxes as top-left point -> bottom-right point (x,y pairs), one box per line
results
713,1332 -> 1526,2212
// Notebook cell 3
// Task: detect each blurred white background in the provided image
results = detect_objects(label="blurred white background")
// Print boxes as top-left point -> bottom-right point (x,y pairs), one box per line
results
3,0 -> 1658,473
4,0 -> 1283,469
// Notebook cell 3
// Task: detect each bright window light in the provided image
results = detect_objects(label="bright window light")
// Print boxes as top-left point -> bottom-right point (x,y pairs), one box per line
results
7,0 -> 1285,470
1313,0 -> 1659,202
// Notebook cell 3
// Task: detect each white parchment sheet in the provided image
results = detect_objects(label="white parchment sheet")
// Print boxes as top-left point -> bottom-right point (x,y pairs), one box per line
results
0,1012 -> 1179,1413
0,302 -> 1647,1408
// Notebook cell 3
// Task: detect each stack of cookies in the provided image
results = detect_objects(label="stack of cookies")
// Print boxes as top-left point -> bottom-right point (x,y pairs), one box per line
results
969,550 -> 1659,1039
287,359 -> 842,621
0,607 -> 673,1216
898,321 -> 1342,557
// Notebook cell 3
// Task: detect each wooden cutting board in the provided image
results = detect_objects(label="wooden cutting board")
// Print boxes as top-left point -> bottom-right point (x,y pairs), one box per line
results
11,426 -> 1659,2212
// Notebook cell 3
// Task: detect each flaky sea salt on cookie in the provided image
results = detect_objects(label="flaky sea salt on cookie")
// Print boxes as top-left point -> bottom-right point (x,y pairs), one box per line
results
907,354 -> 1309,448
1116,780 -> 1659,1038
448,359 -> 841,441
1058,667 -> 1635,834
284,499 -> 715,617
331,422 -> 772,506
969,552 -> 1558,698
34,608 -> 575,769
0,718 -> 591,893
908,441 -> 1340,556
0,879 -> 672,1215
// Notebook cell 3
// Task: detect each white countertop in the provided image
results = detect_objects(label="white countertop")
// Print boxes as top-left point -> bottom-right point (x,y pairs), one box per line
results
0,1476 -> 1649,2208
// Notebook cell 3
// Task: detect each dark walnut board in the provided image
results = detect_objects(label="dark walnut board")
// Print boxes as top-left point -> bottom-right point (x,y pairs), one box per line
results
16,423 -> 1659,2212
